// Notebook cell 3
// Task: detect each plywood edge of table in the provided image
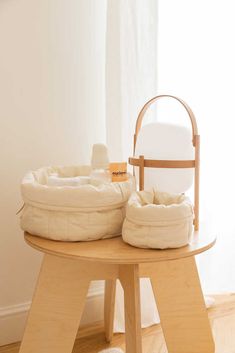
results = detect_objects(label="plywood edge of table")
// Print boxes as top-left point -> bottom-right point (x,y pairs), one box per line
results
24,223 -> 216,264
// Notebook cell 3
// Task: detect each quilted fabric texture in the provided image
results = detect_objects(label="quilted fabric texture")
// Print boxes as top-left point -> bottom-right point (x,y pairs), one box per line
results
20,165 -> 134,241
122,189 -> 194,249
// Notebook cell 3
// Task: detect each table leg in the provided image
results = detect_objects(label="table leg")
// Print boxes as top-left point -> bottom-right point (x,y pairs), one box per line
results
150,256 -> 215,353
19,254 -> 90,353
104,279 -> 116,342
119,265 -> 142,353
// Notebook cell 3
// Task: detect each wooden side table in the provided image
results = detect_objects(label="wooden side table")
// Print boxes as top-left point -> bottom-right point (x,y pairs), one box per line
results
20,225 -> 216,353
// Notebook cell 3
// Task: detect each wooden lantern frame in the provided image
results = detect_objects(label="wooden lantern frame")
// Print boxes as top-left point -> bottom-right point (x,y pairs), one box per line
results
129,94 -> 200,230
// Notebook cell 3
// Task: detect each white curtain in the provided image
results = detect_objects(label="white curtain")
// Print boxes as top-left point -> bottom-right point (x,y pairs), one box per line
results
105,0 -> 158,161
105,0 -> 159,331
157,0 -> 235,293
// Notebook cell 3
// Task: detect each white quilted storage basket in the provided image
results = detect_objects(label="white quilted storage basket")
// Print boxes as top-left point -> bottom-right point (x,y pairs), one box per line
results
20,165 -> 134,241
122,189 -> 194,249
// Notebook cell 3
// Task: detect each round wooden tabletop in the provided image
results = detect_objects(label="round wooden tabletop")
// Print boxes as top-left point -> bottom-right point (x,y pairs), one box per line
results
24,222 -> 216,264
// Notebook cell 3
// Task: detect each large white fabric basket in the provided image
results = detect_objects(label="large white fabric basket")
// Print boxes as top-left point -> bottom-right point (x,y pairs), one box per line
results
20,165 -> 134,241
122,189 -> 194,249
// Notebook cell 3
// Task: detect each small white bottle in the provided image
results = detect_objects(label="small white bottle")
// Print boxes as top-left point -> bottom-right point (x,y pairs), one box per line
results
90,144 -> 111,183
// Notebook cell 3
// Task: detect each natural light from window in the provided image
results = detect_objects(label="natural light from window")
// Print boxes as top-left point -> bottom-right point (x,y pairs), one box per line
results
157,0 -> 235,292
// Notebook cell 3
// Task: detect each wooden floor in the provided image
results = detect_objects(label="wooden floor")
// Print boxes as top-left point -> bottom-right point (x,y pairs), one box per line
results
1,294 -> 235,353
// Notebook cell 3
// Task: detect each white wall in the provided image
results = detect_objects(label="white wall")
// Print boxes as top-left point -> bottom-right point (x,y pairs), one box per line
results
0,0 -> 106,345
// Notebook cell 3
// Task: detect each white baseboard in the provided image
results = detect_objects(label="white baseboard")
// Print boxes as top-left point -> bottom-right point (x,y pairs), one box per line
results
0,302 -> 30,346
0,282 -> 104,346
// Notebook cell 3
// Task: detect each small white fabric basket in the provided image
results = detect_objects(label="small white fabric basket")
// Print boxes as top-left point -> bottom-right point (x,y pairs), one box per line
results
20,165 -> 134,241
122,189 -> 194,249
